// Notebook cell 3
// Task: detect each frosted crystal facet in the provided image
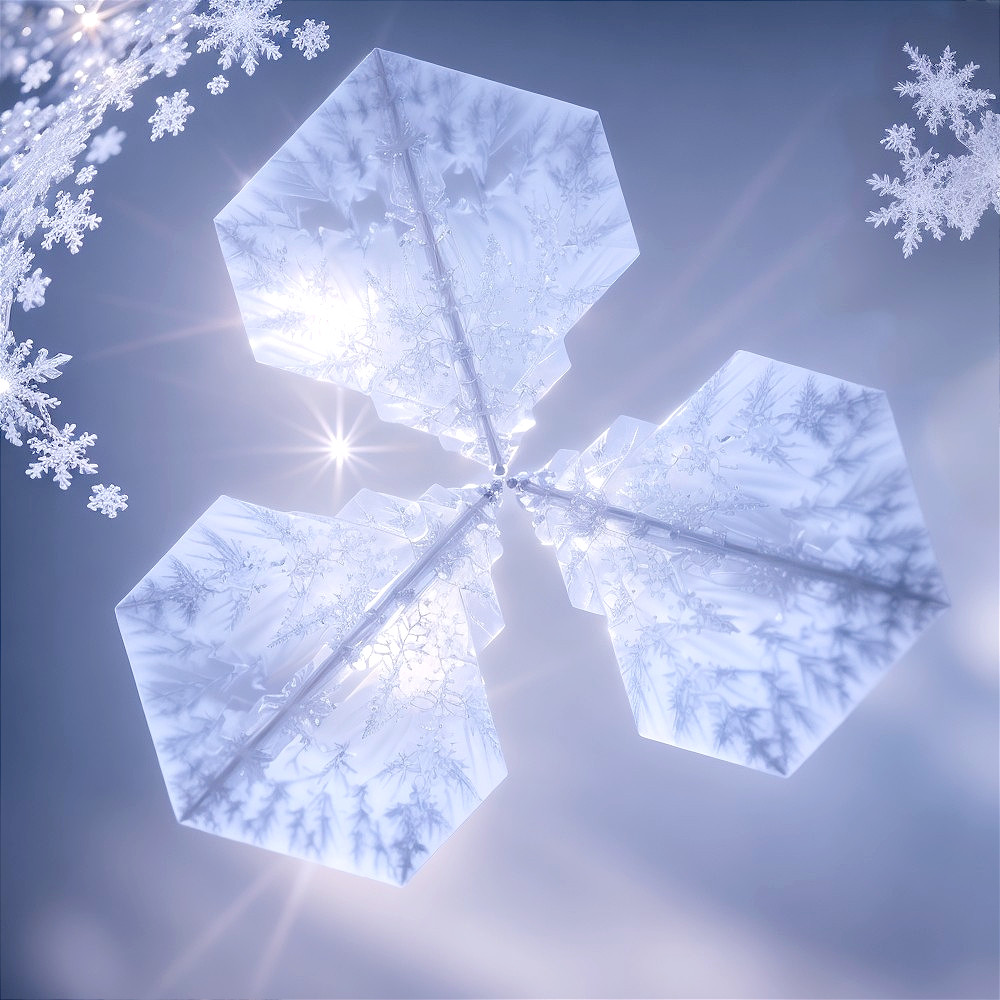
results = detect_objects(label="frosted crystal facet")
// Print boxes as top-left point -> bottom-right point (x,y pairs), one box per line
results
514,352 -> 948,776
116,485 -> 506,885
215,48 -> 638,473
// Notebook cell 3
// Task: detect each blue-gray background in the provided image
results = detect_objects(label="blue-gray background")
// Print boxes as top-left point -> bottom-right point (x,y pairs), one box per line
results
2,2 -> 998,998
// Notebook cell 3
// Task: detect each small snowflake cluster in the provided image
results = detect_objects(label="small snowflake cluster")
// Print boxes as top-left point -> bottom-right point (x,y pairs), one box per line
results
0,1 -> 332,516
868,43 -> 1000,257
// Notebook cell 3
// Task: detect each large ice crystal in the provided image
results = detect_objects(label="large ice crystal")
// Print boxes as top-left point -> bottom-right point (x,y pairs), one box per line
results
116,484 -> 506,885
513,352 -> 949,776
215,48 -> 638,473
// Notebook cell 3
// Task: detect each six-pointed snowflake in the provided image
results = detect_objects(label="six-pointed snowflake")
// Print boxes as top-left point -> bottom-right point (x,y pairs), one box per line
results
292,19 -> 329,61
191,0 -> 289,76
149,88 -> 195,141
86,126 -> 126,164
26,422 -> 98,490
40,189 -> 102,254
207,74 -> 229,95
89,483 -> 129,518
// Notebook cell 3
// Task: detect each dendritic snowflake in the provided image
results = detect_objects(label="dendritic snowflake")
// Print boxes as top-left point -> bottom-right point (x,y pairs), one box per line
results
191,0 -> 289,76
149,89 -> 194,140
207,74 -> 229,95
40,189 -> 102,253
26,422 -> 98,489
292,19 -> 329,61
89,483 -> 129,517
868,43 -> 1000,256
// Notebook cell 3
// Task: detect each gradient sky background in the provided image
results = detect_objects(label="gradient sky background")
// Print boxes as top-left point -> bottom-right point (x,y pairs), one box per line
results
2,2 -> 998,998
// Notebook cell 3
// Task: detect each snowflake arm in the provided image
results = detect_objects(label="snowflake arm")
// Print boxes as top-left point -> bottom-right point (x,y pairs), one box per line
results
292,19 -> 329,61
40,189 -> 102,254
191,0 -> 289,77
75,164 -> 97,185
149,89 -> 194,141
89,483 -> 128,518
26,422 -> 97,489
0,331 -> 70,446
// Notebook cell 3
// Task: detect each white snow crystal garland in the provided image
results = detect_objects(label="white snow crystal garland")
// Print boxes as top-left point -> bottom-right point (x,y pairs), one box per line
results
0,0 -> 332,516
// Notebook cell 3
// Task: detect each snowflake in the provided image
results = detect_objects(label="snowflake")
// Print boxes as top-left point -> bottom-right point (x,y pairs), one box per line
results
148,37 -> 191,78
207,74 -> 230,95
0,98 -> 56,162
89,55 -> 149,115
0,331 -> 70,447
868,43 -> 1000,256
86,125 -> 126,164
16,268 -> 51,311
292,19 -> 329,61
40,189 -> 102,254
191,0 -> 289,76
26,422 -> 98,490
20,59 -> 52,93
149,89 -> 194,141
895,43 -> 996,137
88,483 -> 129,518
75,164 -> 98,185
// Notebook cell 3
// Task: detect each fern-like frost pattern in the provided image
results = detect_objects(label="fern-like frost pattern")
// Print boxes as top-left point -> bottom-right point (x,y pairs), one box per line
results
214,47 -> 638,472
116,485 -> 506,885
514,352 -> 948,776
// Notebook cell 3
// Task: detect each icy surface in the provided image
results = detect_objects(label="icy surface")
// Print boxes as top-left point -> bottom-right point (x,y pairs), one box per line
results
215,47 -> 638,472
116,485 -> 506,885
515,352 -> 948,776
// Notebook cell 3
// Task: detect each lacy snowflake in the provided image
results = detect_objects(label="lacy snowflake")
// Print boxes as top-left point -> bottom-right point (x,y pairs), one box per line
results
40,189 -> 102,254
149,89 -> 194,141
191,0 -> 289,76
89,483 -> 129,518
207,74 -> 229,95
26,422 -> 98,489
292,19 -> 329,61
868,43 -> 1000,256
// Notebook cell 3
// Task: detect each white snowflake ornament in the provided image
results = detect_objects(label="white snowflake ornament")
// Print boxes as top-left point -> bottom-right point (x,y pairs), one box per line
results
40,189 -> 102,254
292,19 -> 329,60
89,483 -> 129,518
191,0 -> 289,76
26,422 -> 97,489
148,89 -> 194,141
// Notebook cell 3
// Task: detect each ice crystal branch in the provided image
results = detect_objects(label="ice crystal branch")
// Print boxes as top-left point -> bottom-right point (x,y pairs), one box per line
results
0,0 -> 332,515
868,43 -> 1000,256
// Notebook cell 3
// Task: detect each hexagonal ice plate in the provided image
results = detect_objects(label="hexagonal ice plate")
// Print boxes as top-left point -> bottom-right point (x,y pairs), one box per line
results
515,352 -> 948,776
116,485 -> 506,885
215,47 -> 638,473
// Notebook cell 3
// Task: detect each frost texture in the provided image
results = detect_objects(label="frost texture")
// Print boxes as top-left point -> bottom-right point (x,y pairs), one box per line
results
215,47 -> 638,473
868,43 -> 999,256
514,352 -> 949,776
117,485 -> 506,885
